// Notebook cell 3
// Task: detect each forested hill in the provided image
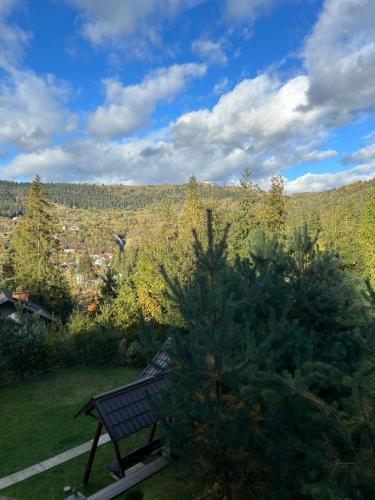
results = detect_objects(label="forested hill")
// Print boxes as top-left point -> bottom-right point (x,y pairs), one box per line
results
0,180 -> 242,217
290,179 -> 375,213
0,177 -> 374,218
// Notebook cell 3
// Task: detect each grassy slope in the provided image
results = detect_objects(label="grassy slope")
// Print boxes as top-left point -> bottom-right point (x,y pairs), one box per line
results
0,367 -> 189,500
0,366 -> 139,477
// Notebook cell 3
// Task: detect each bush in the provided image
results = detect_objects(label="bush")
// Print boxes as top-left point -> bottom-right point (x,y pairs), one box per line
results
0,309 -> 54,380
64,311 -> 123,366
126,339 -> 144,366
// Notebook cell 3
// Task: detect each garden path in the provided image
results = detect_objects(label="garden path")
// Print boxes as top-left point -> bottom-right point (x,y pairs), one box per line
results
0,433 -> 111,490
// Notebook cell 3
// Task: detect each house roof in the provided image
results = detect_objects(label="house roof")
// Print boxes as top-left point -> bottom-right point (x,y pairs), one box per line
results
138,339 -> 170,381
0,290 -> 54,322
77,372 -> 169,443
76,340 -> 171,443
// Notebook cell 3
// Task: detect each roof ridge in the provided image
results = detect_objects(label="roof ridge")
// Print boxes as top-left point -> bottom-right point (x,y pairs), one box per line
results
92,371 -> 167,402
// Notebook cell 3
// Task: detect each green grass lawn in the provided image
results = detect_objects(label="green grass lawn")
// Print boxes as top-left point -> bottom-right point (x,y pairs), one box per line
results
0,367 -> 190,500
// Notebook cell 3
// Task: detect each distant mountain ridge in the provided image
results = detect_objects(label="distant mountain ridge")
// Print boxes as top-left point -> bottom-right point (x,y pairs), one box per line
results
0,180 -> 241,217
0,178 -> 373,218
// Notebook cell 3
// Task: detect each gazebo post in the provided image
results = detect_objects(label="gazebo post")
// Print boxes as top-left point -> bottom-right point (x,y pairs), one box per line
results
113,441 -> 124,478
83,421 -> 103,485
148,423 -> 157,443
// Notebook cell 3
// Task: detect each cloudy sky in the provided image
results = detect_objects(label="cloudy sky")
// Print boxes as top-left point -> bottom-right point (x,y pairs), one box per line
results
0,0 -> 374,192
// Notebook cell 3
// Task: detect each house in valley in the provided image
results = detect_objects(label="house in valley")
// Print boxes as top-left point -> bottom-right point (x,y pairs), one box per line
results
0,290 -> 54,322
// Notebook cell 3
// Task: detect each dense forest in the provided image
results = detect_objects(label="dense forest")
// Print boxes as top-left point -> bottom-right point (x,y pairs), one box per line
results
0,179 -> 242,216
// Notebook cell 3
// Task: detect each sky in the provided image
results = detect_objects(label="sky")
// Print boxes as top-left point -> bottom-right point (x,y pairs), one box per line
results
0,0 -> 374,192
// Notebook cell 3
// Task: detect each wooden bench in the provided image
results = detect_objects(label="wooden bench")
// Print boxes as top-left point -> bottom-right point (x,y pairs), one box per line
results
107,439 -> 163,478
66,455 -> 168,500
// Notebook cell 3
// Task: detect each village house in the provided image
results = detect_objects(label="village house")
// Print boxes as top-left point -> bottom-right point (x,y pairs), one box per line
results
0,290 -> 53,322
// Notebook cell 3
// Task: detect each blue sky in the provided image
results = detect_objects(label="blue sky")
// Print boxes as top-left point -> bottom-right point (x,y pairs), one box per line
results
0,0 -> 374,192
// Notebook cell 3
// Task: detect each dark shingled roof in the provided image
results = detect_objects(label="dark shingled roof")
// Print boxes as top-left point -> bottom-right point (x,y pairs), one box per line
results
77,373 -> 168,443
0,290 -> 53,322
138,339 -> 170,381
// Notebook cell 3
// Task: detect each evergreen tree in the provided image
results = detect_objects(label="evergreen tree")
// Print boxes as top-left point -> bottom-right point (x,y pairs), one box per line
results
99,265 -> 118,303
229,169 -> 262,258
158,212 -> 375,499
1,248 -> 16,290
265,175 -> 287,235
307,207 -> 322,237
159,210 -> 248,498
77,249 -> 96,283
238,168 -> 260,229
10,175 -> 72,318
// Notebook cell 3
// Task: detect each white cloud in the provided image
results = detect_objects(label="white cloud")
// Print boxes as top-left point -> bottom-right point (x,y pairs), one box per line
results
191,38 -> 227,65
212,77 -> 230,95
225,0 -> 275,23
2,73 -> 334,185
88,63 -> 206,140
305,0 -> 375,120
0,139 -> 181,184
0,0 -> 30,69
0,70 -> 76,151
342,142 -> 375,165
286,162 -> 375,193
297,149 -> 337,163
67,0 -> 203,46
170,74 -> 326,181
0,0 -> 76,152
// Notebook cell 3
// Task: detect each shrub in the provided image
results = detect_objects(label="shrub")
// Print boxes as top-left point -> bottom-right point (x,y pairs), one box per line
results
0,309 -> 54,380
126,339 -> 144,366
64,311 -> 123,366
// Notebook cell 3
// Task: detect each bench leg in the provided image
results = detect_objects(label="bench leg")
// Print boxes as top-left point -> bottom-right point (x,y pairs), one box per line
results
113,441 -> 125,478
148,423 -> 157,443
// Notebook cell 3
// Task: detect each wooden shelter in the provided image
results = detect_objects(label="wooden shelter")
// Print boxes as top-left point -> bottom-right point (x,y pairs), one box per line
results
74,341 -> 170,495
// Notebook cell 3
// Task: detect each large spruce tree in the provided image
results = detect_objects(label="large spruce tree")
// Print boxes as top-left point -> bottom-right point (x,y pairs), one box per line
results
10,175 -> 72,318
158,211 -> 375,499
